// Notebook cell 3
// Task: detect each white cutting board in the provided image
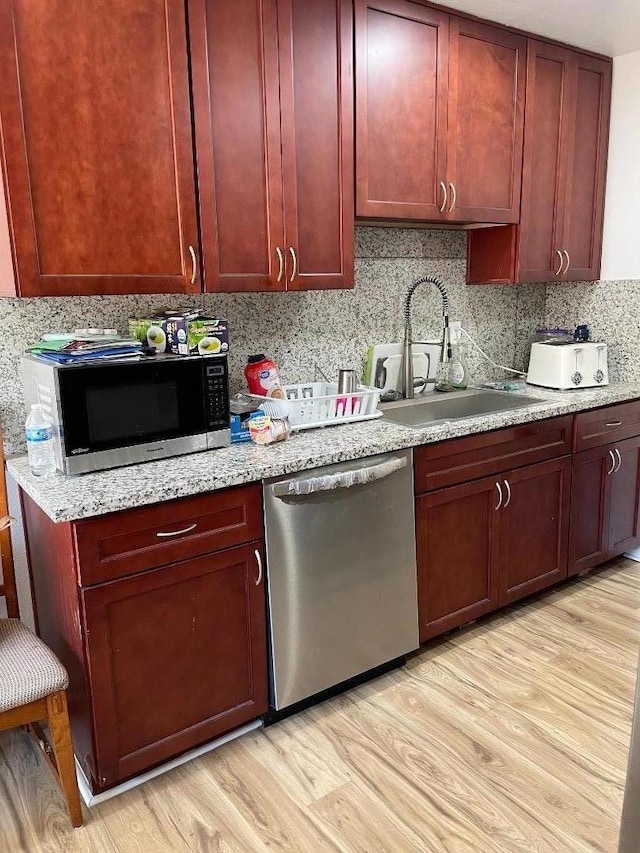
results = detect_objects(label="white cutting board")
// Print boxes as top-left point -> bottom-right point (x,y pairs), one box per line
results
365,342 -> 442,394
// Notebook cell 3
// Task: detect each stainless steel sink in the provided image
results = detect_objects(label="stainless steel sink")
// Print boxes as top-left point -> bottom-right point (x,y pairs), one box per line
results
381,388 -> 546,428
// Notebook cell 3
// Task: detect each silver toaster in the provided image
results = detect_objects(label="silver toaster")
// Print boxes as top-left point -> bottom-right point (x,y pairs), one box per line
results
526,341 -> 608,390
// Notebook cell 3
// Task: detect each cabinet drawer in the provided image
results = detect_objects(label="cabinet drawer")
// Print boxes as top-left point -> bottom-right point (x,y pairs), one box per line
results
414,416 -> 573,493
74,485 -> 263,586
573,400 -> 640,452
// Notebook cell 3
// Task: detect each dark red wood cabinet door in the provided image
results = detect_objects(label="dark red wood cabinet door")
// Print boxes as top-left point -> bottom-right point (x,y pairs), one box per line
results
466,44 -> 611,285
561,54 -> 611,282
568,445 -> 612,577
499,457 -> 571,605
354,0 -> 449,220
83,543 -> 268,788
446,18 -> 526,224
189,0 -> 286,292
606,437 -> 640,556
0,0 -> 199,296
416,476 -> 500,642
518,41 -> 573,282
278,0 -> 354,290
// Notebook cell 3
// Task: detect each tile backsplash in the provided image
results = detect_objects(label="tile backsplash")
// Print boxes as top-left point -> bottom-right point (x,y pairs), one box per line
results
1,227 -> 546,454
545,279 -> 640,382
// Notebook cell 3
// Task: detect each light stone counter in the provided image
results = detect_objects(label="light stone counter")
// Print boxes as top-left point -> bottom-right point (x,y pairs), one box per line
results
8,382 -> 640,523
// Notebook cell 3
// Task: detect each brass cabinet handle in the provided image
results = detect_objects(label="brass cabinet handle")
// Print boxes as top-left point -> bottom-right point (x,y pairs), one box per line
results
254,549 -> 263,586
275,247 -> 284,282
188,245 -> 197,285
606,450 -> 616,476
503,479 -> 512,508
448,182 -> 456,213
554,249 -> 563,276
289,247 -> 298,282
494,481 -> 503,511
562,249 -> 570,275
156,523 -> 197,538
614,448 -> 622,473
439,180 -> 447,213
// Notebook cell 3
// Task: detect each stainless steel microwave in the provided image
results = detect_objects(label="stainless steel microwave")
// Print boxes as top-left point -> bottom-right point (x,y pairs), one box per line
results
20,354 -> 230,475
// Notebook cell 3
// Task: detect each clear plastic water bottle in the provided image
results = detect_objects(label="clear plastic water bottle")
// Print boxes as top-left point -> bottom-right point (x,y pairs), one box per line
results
25,404 -> 56,477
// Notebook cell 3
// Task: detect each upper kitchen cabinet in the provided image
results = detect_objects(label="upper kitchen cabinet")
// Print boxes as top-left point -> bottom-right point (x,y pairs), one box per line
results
445,19 -> 526,224
354,0 -> 449,221
188,0 -> 285,293
0,0 -> 200,297
190,0 -> 354,292
354,2 -> 525,224
467,43 -> 611,284
278,0 -> 354,290
562,52 -> 612,281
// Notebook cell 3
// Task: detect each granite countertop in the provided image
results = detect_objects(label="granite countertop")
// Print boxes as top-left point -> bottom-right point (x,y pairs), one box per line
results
8,382 -> 640,523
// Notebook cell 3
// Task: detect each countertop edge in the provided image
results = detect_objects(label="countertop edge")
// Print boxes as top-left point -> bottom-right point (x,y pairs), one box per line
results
8,383 -> 640,524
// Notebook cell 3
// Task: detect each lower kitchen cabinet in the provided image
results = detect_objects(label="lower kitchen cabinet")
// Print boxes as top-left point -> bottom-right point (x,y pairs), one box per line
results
569,436 -> 640,576
18,404 -> 640,792
569,444 -> 612,574
498,456 -> 571,605
417,457 -> 571,641
416,476 -> 500,642
608,439 -> 640,554
22,486 -> 268,793
82,543 -> 268,788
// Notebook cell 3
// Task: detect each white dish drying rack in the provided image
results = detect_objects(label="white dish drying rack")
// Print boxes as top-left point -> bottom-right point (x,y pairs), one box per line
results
246,382 -> 382,431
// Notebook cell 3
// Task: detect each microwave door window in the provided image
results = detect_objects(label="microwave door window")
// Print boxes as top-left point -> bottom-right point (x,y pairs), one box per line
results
59,362 -> 206,455
85,381 -> 180,444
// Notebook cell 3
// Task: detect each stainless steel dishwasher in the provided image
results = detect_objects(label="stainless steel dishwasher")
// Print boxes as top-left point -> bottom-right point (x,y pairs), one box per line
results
263,449 -> 418,713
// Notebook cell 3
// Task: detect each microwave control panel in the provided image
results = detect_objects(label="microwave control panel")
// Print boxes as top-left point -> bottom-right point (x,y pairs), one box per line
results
205,361 -> 230,430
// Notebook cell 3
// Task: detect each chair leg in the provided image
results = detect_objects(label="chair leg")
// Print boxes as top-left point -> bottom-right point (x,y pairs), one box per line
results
45,691 -> 83,828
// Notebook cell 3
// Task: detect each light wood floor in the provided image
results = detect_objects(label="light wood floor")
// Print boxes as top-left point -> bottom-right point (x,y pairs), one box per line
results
2,558 -> 639,853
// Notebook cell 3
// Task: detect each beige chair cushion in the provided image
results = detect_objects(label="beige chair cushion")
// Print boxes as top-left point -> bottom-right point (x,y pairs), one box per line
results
0,618 -> 68,713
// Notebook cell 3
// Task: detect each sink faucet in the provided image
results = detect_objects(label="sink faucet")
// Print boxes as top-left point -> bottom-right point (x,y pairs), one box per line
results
402,274 -> 450,399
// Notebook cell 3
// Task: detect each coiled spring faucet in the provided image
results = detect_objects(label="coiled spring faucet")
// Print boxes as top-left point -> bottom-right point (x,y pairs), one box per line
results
402,274 -> 451,399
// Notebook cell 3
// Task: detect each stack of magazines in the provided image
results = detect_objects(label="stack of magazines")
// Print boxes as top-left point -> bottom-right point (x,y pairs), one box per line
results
27,335 -> 143,364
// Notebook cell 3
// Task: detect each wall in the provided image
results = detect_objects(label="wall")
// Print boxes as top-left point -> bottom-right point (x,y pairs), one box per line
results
0,227 -> 545,455
600,50 -> 640,280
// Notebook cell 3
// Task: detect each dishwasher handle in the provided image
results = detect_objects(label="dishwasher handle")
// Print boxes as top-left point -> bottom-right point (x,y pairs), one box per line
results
272,455 -> 407,497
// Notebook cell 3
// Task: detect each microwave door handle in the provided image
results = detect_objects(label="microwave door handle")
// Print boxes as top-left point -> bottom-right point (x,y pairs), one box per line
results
272,456 -> 407,498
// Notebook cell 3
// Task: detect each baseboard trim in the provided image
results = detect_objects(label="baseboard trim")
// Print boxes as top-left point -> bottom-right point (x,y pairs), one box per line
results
75,719 -> 262,807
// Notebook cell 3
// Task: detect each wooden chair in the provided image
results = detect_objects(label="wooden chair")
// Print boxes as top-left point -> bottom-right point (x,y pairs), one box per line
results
0,461 -> 83,827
